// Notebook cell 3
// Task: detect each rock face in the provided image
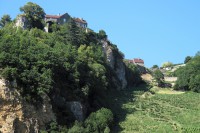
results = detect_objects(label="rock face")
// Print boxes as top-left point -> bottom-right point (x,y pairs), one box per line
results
0,79 -> 56,133
101,40 -> 127,89
115,59 -> 127,89
67,101 -> 85,121
15,15 -> 28,30
102,40 -> 115,69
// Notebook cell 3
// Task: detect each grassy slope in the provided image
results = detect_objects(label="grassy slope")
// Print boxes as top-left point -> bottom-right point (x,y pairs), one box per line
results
103,86 -> 200,133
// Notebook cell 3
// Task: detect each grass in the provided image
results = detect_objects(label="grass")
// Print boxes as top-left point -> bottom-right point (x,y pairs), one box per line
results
102,85 -> 200,133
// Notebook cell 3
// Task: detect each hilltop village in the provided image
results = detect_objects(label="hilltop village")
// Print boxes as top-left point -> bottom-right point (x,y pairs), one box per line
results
1,2 -> 200,133
15,11 -> 145,65
16,12 -> 88,32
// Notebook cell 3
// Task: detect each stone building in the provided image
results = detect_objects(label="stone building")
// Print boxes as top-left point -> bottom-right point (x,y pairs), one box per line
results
15,12 -> 88,32
73,18 -> 87,28
44,13 -> 70,25
44,13 -> 71,32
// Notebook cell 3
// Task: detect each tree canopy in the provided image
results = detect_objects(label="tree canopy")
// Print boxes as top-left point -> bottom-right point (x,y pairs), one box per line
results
175,55 -> 200,92
184,56 -> 192,64
162,62 -> 173,68
0,14 -> 12,27
20,2 -> 45,29
153,69 -> 164,87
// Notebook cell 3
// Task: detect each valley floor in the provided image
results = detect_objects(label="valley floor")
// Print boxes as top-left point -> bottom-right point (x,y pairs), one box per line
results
105,86 -> 200,133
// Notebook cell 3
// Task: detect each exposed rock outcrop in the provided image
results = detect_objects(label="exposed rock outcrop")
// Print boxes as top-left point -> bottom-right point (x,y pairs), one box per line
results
15,15 -> 28,30
67,101 -> 85,121
0,79 -> 56,133
101,40 -> 127,89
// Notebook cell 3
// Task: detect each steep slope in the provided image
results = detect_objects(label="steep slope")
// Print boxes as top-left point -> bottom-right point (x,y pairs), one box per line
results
0,79 -> 55,133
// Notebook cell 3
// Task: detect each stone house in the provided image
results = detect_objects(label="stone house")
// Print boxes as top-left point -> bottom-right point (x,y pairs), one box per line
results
73,18 -> 87,28
45,13 -> 70,25
15,12 -> 88,32
44,13 -> 71,32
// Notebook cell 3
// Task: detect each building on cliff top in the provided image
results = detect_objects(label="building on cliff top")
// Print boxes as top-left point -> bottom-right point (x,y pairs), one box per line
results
73,18 -> 87,28
15,12 -> 88,32
45,13 -> 71,25
128,58 -> 144,66
44,13 -> 71,32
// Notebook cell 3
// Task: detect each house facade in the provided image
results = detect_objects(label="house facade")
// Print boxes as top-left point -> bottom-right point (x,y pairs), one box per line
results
73,18 -> 87,28
44,13 -> 71,32
45,13 -> 70,25
129,58 -> 144,66
15,12 -> 88,32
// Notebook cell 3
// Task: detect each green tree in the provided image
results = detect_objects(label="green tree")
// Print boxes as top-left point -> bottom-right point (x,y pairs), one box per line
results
124,60 -> 142,86
152,65 -> 159,69
84,108 -> 113,133
153,69 -> 164,87
162,62 -> 173,68
175,55 -> 200,92
20,2 -> 45,29
0,14 -> 12,27
184,56 -> 192,64
98,30 -> 107,40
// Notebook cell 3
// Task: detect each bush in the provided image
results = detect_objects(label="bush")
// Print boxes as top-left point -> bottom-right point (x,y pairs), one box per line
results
174,55 -> 200,92
153,69 -> 164,87
84,108 -> 113,133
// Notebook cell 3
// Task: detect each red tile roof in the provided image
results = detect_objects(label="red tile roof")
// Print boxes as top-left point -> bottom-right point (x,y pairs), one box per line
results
133,58 -> 144,64
73,18 -> 87,24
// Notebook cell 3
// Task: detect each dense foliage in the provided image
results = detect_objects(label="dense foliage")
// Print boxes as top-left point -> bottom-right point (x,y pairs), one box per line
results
20,2 -> 45,29
161,61 -> 173,68
0,14 -> 12,27
0,3 -> 142,132
42,108 -> 113,133
174,55 -> 200,92
0,23 -> 108,103
153,69 -> 164,87
68,108 -> 113,133
184,56 -> 192,64
124,60 -> 142,86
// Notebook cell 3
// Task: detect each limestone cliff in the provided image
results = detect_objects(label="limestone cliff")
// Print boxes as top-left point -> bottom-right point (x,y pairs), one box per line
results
0,79 -> 56,133
101,40 -> 127,89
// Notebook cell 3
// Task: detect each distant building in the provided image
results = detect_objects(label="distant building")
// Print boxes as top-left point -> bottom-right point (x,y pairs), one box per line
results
45,13 -> 70,25
129,58 -> 144,66
73,18 -> 87,28
15,12 -> 88,32
44,13 -> 71,32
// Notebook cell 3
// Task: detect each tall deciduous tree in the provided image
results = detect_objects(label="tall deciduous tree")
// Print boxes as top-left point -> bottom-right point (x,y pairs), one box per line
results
62,18 -> 86,47
0,14 -> 11,27
184,56 -> 192,64
162,62 -> 173,68
153,69 -> 164,87
20,2 -> 45,29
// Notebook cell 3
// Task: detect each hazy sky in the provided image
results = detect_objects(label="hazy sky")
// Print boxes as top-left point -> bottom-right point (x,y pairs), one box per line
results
1,0 -> 200,67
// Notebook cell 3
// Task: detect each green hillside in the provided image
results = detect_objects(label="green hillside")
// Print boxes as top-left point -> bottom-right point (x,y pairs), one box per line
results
103,86 -> 200,133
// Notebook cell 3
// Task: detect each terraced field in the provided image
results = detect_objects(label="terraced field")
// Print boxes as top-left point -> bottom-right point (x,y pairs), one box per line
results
105,87 -> 200,133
